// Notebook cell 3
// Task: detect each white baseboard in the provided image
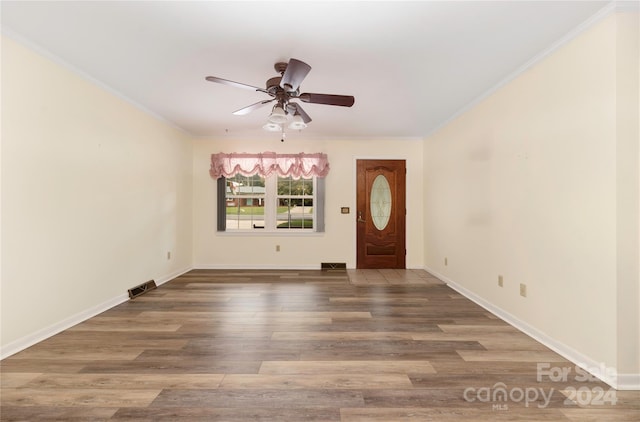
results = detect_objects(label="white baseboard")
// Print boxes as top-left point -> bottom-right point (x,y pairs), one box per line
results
616,374 -> 640,391
0,266 -> 193,360
0,293 -> 128,360
156,266 -> 193,286
193,264 -> 321,270
194,265 -> 425,270
424,266 -> 638,391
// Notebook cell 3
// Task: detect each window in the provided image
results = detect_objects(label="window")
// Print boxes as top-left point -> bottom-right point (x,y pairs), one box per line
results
218,174 -> 323,232
212,152 -> 328,233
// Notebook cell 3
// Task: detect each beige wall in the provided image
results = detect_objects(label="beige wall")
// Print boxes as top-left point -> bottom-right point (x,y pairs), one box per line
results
192,137 -> 424,269
615,11 -> 640,382
423,12 -> 639,386
1,37 -> 193,351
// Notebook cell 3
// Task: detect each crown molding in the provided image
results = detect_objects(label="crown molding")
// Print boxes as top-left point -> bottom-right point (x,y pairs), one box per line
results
424,1 -> 618,140
1,27 -> 191,136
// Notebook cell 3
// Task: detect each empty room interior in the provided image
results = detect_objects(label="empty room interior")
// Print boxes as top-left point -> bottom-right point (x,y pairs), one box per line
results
1,1 -> 639,421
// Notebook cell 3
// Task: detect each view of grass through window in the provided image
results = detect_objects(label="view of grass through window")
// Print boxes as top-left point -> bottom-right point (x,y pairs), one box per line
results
277,176 -> 313,229
225,174 -> 314,230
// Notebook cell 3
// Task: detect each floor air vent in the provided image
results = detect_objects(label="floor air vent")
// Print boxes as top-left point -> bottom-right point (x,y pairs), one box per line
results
128,280 -> 157,299
321,262 -> 347,270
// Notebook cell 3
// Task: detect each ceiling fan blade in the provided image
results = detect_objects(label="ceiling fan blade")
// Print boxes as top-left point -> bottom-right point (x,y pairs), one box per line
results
232,99 -> 274,115
206,76 -> 268,93
298,93 -> 355,107
280,58 -> 311,92
288,102 -> 312,123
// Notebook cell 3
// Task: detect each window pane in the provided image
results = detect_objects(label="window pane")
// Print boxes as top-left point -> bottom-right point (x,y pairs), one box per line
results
276,176 -> 314,229
226,174 -> 266,230
276,197 -> 313,229
277,176 -> 313,196
228,174 -> 265,195
278,177 -> 292,195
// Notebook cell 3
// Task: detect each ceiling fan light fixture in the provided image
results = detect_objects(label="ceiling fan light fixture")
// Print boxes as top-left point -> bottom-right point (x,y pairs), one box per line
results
268,104 -> 288,124
205,58 -> 354,132
289,113 -> 307,130
263,122 -> 282,132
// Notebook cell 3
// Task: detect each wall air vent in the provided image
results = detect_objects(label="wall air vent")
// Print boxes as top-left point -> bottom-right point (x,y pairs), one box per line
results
128,280 -> 157,299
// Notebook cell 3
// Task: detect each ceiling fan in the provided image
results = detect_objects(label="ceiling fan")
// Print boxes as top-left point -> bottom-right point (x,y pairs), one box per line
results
205,58 -> 355,132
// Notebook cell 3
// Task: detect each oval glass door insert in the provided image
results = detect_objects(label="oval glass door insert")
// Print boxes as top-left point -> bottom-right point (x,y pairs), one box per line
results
370,174 -> 392,230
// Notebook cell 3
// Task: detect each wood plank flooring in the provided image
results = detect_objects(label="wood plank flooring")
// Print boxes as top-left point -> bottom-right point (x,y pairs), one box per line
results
1,269 -> 637,421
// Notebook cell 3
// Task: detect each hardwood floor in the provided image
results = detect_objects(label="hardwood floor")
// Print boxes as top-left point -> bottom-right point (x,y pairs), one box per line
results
1,269 -> 637,421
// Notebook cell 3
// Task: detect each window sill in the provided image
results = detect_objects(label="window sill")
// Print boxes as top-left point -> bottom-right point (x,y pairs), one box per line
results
216,230 -> 324,237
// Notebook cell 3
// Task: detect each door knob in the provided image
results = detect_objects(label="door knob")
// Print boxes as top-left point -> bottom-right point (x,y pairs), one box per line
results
357,211 -> 366,223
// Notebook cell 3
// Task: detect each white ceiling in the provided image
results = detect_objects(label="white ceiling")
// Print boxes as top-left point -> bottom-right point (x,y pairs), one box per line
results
2,1 -> 610,141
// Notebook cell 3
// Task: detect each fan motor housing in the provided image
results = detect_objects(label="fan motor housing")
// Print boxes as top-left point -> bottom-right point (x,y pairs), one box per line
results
266,76 -> 282,91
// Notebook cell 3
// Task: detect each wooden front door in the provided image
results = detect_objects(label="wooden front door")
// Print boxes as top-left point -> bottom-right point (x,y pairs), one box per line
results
356,159 -> 406,269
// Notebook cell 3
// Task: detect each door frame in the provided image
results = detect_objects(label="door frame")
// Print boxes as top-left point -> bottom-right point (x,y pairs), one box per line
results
354,158 -> 406,269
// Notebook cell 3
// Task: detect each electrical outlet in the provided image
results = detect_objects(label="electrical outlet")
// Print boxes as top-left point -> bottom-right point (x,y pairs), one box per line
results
167,251 -> 171,260
445,257 -> 448,266
498,275 -> 503,287
520,283 -> 527,297
276,245 -> 280,252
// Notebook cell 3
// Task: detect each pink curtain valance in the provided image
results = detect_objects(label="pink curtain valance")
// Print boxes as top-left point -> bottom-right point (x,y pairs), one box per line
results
210,152 -> 330,179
